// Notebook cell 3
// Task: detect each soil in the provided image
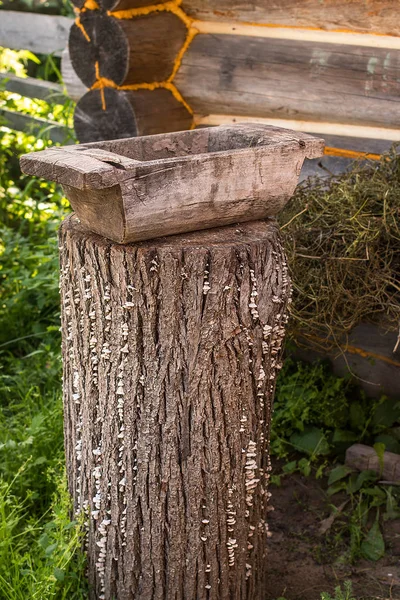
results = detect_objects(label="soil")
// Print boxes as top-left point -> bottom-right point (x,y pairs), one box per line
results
265,460 -> 400,600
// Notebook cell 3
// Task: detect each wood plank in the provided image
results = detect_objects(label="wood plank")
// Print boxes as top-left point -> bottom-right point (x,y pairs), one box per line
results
175,35 -> 400,128
195,115 -> 400,142
346,444 -> 400,482
192,21 -> 400,51
0,10 -> 72,56
0,109 -> 72,144
0,73 -> 65,103
182,0 -> 400,36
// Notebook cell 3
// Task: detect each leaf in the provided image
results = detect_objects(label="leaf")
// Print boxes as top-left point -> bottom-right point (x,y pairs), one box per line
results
328,464 -> 354,485
53,567 -> 65,582
298,457 -> 311,476
282,460 -> 297,474
350,403 -> 366,431
290,427 -> 330,457
332,429 -> 358,443
372,398 -> 400,429
45,542 -> 58,556
373,442 -> 386,476
360,519 -> 385,561
327,480 -> 347,496
374,434 -> 400,454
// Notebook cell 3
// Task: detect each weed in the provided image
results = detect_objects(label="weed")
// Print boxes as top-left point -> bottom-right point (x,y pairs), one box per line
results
320,581 -> 356,600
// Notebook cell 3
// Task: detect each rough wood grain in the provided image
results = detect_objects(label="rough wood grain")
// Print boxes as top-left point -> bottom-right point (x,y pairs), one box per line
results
72,88 -> 193,143
101,0 -> 170,9
175,35 -> 400,128
182,0 -> 400,35
116,12 -> 188,85
20,125 -> 324,242
61,47 -> 88,102
0,10 -> 71,56
59,214 -> 291,599
346,444 -> 400,483
69,11 -> 128,88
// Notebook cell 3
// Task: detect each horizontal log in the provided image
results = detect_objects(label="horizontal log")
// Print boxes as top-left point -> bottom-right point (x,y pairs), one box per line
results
192,21 -> 400,51
69,11 -> 188,88
0,10 -> 72,56
0,108 -> 72,144
182,0 -> 400,36
175,35 -> 400,129
73,88 -> 193,143
346,444 -> 400,482
100,0 -> 171,11
116,12 -> 188,85
0,73 -> 65,103
196,115 -> 400,144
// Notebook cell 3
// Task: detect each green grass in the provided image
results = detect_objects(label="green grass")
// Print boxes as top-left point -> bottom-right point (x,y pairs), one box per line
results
0,46 -> 86,598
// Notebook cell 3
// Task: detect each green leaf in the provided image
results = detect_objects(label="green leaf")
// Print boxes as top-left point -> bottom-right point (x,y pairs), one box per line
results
53,567 -> 65,582
282,460 -> 297,474
373,442 -> 386,476
361,519 -> 385,561
332,429 -> 358,443
328,464 -> 354,485
45,542 -> 57,556
374,434 -> 400,454
372,398 -> 400,429
298,457 -> 311,476
327,480 -> 347,496
290,427 -> 330,457
350,402 -> 366,431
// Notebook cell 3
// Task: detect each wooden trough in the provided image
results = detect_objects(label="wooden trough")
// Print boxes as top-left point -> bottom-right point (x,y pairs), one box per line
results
20,124 -> 324,243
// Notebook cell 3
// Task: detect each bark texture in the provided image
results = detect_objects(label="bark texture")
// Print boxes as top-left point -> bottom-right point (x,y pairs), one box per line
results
59,214 -> 291,600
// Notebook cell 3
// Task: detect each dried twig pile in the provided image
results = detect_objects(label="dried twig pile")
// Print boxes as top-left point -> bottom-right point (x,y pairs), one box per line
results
280,147 -> 400,348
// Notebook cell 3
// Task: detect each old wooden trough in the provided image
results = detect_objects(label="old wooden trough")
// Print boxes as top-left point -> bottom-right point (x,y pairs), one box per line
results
21,124 -> 323,243
21,124 -> 324,599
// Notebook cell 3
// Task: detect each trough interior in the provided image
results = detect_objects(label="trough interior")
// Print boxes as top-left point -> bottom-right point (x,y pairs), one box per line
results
73,126 -> 296,164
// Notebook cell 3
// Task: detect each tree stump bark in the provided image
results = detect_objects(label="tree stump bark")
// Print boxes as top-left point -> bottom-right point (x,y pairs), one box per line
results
59,214 -> 291,600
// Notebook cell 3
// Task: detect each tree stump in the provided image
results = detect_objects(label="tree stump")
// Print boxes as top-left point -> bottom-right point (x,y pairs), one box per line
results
59,214 -> 291,600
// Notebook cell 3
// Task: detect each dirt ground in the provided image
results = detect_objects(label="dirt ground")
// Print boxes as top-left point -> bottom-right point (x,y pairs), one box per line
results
265,460 -> 400,600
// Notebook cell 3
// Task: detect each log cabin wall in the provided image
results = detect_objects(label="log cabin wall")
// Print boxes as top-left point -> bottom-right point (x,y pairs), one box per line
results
64,0 -> 400,161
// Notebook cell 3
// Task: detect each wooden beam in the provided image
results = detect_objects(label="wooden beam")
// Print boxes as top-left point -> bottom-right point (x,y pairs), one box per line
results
176,35 -> 400,129
192,20 -> 400,50
0,10 -> 72,56
195,116 -> 400,143
346,444 -> 400,483
182,0 -> 400,36
0,73 -> 66,104
0,109 -> 72,144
